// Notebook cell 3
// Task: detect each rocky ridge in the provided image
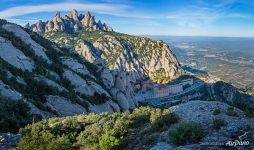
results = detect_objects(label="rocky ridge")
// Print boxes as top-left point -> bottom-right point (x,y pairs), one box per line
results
26,9 -> 113,34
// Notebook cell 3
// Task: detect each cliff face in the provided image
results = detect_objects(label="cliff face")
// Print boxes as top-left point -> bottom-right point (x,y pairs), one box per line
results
92,34 -> 183,83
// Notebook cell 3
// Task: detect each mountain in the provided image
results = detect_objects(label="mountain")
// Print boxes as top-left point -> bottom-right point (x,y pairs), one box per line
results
26,10 -> 183,110
29,10 -> 183,83
25,9 -> 113,34
0,10 -> 182,132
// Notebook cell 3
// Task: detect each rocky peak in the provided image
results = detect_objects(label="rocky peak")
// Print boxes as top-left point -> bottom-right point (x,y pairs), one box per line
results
45,21 -> 54,32
54,11 -> 61,22
69,9 -> 79,21
30,20 -> 44,34
28,10 -> 113,34
81,11 -> 93,27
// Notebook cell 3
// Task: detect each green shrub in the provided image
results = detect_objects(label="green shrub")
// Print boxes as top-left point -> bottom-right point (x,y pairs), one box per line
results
77,123 -> 103,146
150,109 -> 179,130
99,132 -> 122,150
213,109 -> 221,115
18,106 -> 180,149
213,118 -> 226,129
47,135 -> 72,150
18,123 -> 72,150
226,107 -> 238,117
130,106 -> 151,125
168,122 -> 204,146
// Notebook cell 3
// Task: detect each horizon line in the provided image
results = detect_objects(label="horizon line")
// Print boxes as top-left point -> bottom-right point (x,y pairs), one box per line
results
139,34 -> 254,39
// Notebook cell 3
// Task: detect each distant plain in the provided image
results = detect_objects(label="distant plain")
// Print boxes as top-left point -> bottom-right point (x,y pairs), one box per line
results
151,36 -> 254,88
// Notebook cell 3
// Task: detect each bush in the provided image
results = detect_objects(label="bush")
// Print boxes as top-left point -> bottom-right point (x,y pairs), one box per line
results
150,109 -> 179,130
99,132 -> 122,150
226,107 -> 238,117
213,109 -> 221,115
213,118 -> 226,129
168,122 -> 204,146
18,123 -> 72,150
47,135 -> 72,150
77,123 -> 102,145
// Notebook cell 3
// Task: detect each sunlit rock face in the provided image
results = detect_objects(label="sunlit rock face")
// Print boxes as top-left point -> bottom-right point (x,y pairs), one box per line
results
27,10 -> 113,34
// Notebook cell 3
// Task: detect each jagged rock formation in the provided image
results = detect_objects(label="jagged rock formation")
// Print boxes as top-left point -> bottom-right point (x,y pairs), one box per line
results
27,9 -> 113,34
40,11 -> 183,83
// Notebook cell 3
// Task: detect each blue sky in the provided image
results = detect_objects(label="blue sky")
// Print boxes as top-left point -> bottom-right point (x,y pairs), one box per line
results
1,0 -> 254,37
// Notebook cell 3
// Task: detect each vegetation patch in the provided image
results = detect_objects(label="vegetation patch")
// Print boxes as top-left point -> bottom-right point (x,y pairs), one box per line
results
0,95 -> 41,133
226,107 -> 239,117
168,122 -> 205,146
233,95 -> 254,117
18,106 -> 179,150
213,108 -> 221,115
213,118 -> 226,130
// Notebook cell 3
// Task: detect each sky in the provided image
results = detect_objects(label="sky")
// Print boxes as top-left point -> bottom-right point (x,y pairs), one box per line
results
0,0 -> 254,37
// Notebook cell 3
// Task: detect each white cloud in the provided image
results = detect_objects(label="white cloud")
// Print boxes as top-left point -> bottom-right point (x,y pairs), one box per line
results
165,2 -> 251,29
0,2 -> 129,18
